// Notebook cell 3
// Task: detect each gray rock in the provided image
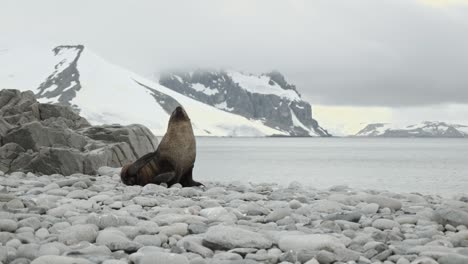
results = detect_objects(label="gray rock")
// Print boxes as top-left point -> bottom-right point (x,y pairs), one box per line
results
31,255 -> 93,264
134,235 -> 162,247
18,217 -> 41,230
183,240 -> 214,258
200,207 -> 237,223
82,123 -> 158,158
410,257 -> 439,264
325,211 -> 363,223
67,190 -> 88,199
188,223 -> 208,234
96,229 -> 142,252
361,203 -> 380,214
203,225 -> 272,250
0,89 -> 158,175
0,219 -> 18,232
0,246 -> 7,263
372,219 -> 400,230
434,208 -> 468,227
159,223 -> 189,236
365,195 -> 402,211
16,244 -> 39,260
62,244 -> 111,263
6,198 -> 24,209
58,224 -> 98,245
278,234 -> 345,252
438,254 -> 468,264
130,251 -> 189,264
265,207 -> 291,222
37,244 -> 61,256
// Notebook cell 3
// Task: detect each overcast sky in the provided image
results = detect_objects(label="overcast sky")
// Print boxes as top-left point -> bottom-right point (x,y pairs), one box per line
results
1,0 -> 468,132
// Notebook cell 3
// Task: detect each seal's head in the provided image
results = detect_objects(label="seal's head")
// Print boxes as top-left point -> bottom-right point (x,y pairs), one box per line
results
120,164 -> 136,185
169,106 -> 190,123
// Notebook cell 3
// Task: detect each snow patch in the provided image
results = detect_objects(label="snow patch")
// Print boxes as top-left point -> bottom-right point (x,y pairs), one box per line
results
191,83 -> 219,96
227,71 -> 301,101
214,101 -> 234,111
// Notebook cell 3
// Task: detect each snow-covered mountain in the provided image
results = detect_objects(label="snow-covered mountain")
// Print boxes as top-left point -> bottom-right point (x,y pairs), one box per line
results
0,44 -> 329,137
159,70 -> 330,137
355,121 -> 468,137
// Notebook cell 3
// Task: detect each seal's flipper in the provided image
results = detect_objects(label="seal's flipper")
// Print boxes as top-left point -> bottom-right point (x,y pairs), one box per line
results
180,166 -> 204,187
150,171 -> 176,185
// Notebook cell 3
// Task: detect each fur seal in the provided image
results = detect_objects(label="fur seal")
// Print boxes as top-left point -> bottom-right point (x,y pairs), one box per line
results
120,106 -> 202,187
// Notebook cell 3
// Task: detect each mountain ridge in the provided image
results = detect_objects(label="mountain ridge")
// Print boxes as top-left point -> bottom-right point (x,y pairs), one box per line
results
159,69 -> 330,137
0,44 -> 329,137
355,121 -> 468,137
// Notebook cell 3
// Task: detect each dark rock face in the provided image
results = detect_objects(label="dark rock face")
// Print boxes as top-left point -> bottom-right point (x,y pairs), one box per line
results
36,45 -> 84,109
0,89 -> 158,175
159,70 -> 330,137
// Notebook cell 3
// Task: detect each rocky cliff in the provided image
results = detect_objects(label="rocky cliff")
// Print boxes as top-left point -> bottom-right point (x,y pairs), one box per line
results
0,89 -> 158,175
159,70 -> 330,137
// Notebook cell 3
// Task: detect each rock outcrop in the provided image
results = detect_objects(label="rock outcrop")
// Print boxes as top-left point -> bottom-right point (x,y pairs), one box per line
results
0,89 -> 158,175
159,70 -> 331,137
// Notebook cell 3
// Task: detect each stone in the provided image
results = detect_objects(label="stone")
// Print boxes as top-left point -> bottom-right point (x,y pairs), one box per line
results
37,244 -> 61,256
434,208 -> 468,227
18,217 -> 41,230
199,207 -> 237,223
265,207 -> 291,222
159,223 -> 189,236
58,224 -> 98,245
203,225 -> 272,250
31,255 -> 93,264
183,240 -> 214,258
289,199 -> 302,209
188,223 -> 208,234
66,190 -> 88,199
16,243 -> 39,260
134,235 -> 162,247
365,195 -> 402,211
410,257 -> 439,264
6,198 -> 24,209
438,254 -> 468,264
304,258 -> 320,264
35,228 -> 49,240
96,229 -> 142,252
0,219 -> 18,232
97,166 -> 121,176
372,219 -> 400,230
86,213 -> 127,229
325,211 -> 363,223
133,197 -> 159,207
278,234 -> 345,252
130,251 -> 189,264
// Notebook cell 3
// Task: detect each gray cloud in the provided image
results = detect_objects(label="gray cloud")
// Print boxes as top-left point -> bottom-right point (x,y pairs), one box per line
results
1,0 -> 468,107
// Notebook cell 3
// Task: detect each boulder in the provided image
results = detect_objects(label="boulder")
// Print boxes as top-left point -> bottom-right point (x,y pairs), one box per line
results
82,124 -> 158,158
0,89 -> 158,175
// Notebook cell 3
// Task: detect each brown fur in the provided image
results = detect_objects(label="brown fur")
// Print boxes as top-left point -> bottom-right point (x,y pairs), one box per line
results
120,106 -> 202,187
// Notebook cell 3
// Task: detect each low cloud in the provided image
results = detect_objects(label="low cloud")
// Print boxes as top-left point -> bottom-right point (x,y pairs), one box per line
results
1,0 -> 468,107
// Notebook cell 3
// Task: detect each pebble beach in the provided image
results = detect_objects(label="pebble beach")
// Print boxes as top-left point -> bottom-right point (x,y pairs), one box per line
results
1,167 -> 468,264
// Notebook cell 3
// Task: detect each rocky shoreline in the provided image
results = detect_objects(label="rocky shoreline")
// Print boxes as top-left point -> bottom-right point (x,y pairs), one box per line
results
1,168 -> 468,264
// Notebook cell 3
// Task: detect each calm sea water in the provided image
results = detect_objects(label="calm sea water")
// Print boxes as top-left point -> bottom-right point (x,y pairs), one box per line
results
193,137 -> 468,196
